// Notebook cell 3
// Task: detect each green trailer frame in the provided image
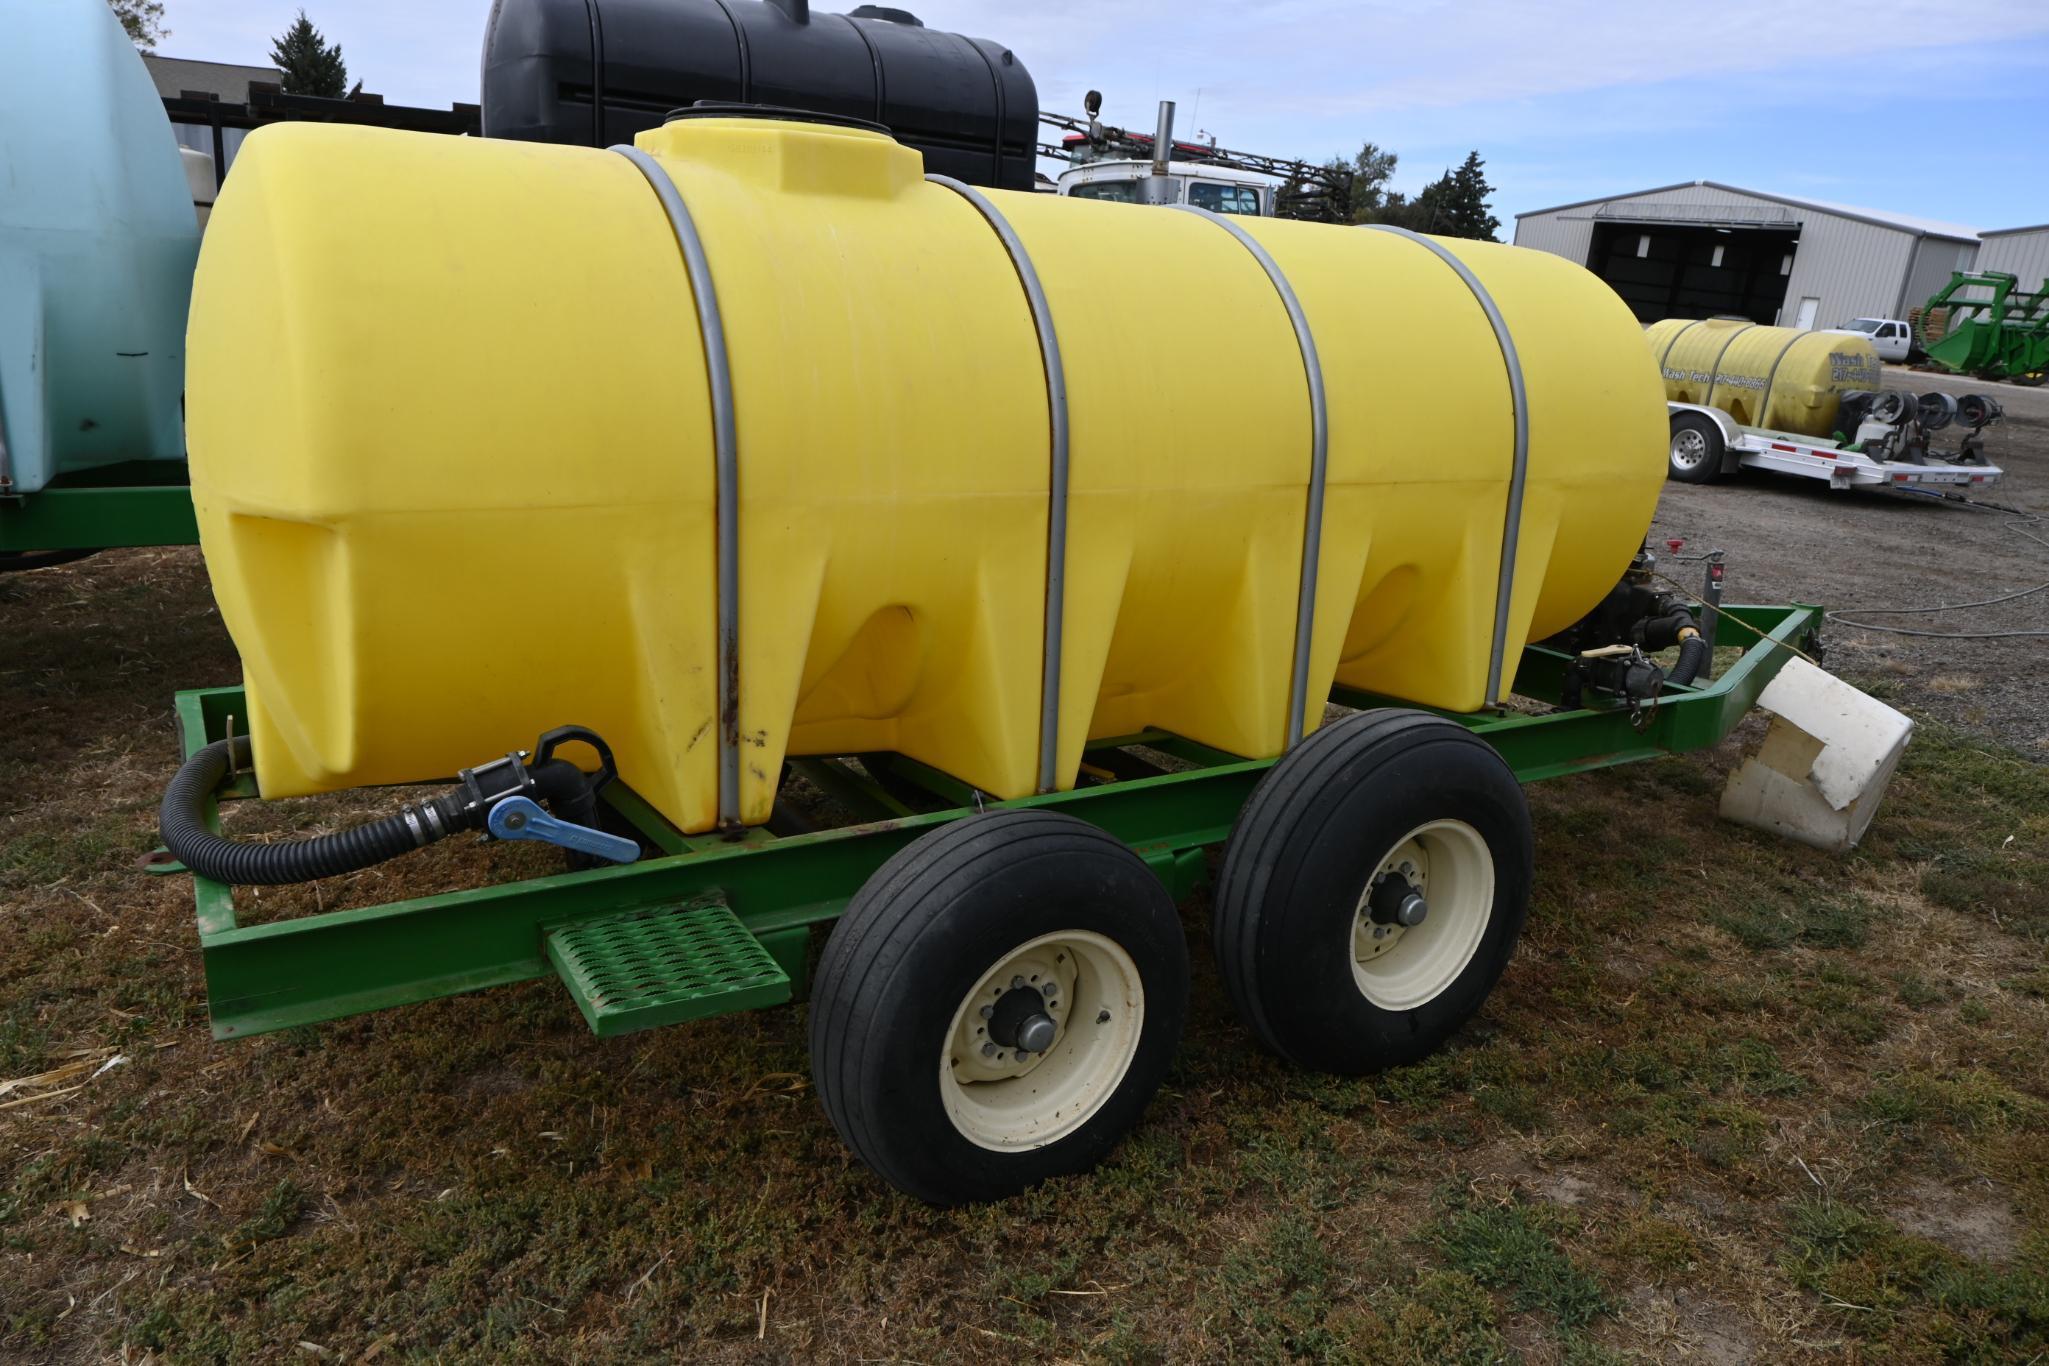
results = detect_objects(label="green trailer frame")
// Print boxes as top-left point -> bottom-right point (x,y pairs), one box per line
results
169,603 -> 1821,1044
0,461 -> 198,552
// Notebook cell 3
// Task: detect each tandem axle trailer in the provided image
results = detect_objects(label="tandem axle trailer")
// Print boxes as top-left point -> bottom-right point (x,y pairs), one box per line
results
1664,399 -> 2004,494
165,604 -> 1872,1203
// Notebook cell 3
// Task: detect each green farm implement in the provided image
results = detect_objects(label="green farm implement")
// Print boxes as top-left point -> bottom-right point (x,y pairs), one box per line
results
1916,271 -> 2049,381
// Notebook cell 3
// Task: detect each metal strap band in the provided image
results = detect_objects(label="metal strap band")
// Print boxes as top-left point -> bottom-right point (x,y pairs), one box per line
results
1702,323 -> 1757,408
1658,316 -> 1707,372
1173,204 -> 1329,748
926,174 -> 1071,793
1363,225 -> 1528,707
1756,328 -> 1810,427
613,144 -> 742,826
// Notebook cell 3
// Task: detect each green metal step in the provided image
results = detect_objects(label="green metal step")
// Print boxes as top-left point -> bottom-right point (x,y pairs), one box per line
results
545,896 -> 791,1038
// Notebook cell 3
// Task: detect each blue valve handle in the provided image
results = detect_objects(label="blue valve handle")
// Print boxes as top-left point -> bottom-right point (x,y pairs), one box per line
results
486,796 -> 640,865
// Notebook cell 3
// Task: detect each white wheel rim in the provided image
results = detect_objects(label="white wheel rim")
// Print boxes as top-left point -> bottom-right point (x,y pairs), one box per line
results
1670,428 -> 1709,470
939,930 -> 1144,1152
1349,820 -> 1493,1011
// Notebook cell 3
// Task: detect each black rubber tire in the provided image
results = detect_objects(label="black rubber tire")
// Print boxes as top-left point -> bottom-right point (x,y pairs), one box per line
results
1667,412 -> 1725,484
1213,710 -> 1532,1076
808,810 -> 1187,1205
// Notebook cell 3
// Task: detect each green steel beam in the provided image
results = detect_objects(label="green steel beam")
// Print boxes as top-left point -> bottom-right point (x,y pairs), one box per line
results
0,480 -> 198,551
176,605 -> 1818,1040
187,759 -> 1267,1039
788,757 -> 915,822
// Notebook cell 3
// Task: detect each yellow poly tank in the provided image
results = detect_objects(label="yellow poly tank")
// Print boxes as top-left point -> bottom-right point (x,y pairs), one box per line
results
185,115 -> 1666,834
1647,317 -> 1882,438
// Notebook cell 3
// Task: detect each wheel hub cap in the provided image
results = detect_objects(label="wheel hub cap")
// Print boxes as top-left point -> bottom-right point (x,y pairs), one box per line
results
951,950 -> 1075,1082
1369,872 -> 1429,928
940,931 -> 1146,1152
987,982 -> 1060,1056
1349,820 -> 1495,1011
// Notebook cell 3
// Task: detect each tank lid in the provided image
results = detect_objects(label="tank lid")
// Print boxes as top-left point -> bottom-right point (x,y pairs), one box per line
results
665,100 -> 893,137
850,5 -> 924,23
642,99 -> 921,200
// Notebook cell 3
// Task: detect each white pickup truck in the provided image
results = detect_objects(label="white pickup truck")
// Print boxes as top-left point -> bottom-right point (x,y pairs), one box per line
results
1828,317 -> 1915,363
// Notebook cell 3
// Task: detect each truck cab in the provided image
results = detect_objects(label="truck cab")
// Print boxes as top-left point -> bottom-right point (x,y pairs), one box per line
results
1830,317 -> 1913,363
1055,159 -> 1274,216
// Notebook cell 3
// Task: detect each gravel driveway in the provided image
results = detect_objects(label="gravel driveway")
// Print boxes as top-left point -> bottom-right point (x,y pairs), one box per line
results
1650,368 -> 2049,755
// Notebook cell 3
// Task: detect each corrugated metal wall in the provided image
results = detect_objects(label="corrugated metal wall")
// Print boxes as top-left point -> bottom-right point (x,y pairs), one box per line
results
1514,184 -> 1965,326
1900,237 -> 1981,316
1510,209 -> 1595,262
1977,228 -> 2049,288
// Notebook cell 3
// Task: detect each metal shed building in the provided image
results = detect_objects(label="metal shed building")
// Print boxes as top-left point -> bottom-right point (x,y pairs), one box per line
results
1976,224 -> 2049,287
1513,180 -> 1977,329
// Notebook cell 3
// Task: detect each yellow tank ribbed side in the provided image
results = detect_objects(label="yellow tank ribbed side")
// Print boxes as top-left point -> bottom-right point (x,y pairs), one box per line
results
187,117 -> 1668,835
1647,317 -> 1882,438
655,121 -> 1053,823
186,124 -> 725,832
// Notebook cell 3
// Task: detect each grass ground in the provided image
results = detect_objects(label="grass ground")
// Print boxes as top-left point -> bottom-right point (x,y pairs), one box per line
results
5,547 -> 2048,1362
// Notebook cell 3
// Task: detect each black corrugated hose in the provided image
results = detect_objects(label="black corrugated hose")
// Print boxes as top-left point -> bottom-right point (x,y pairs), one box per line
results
160,736 -> 441,885
1669,633 -> 1710,687
160,735 -> 608,885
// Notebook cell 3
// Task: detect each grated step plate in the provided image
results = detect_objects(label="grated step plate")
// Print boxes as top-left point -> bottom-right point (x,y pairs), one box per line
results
545,897 -> 790,1037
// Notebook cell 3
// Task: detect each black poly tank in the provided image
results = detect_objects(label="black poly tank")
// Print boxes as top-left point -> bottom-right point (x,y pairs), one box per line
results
481,0 -> 1037,190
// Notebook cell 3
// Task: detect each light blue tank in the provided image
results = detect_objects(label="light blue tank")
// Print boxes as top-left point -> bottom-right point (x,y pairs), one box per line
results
0,0 -> 200,495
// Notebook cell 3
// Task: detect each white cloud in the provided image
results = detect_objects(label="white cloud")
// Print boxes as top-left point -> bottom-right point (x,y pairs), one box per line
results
151,0 -> 2049,224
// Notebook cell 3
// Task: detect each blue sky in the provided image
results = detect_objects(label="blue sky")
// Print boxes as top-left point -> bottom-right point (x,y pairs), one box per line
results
155,0 -> 2049,235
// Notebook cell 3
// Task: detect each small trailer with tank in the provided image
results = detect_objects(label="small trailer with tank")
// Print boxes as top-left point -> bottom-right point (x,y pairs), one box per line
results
1665,388 -> 2005,492
1650,316 -> 2005,493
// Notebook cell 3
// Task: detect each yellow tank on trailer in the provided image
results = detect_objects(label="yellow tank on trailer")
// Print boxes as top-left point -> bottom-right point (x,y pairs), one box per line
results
185,115 -> 1666,835
1646,317 -> 1882,438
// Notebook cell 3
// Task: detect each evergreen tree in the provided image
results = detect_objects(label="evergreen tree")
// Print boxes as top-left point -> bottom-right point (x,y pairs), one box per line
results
1373,151 -> 1499,240
1437,151 -> 1502,241
108,0 -> 168,51
270,10 -> 349,99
